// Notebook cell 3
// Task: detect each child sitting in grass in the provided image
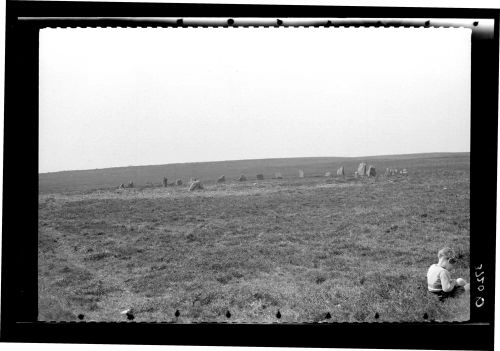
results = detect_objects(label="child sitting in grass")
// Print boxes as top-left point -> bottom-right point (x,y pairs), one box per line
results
427,247 -> 469,300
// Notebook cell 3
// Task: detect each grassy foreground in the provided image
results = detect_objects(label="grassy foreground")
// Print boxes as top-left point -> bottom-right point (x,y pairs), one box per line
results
39,155 -> 470,322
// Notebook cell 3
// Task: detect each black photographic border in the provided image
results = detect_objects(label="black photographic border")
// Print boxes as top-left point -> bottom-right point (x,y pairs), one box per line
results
2,1 -> 498,348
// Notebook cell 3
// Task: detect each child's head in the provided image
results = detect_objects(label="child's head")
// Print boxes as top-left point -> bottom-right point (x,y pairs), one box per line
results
438,247 -> 457,270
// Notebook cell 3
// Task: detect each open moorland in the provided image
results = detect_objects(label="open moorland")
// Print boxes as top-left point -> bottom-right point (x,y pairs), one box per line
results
39,153 -> 470,322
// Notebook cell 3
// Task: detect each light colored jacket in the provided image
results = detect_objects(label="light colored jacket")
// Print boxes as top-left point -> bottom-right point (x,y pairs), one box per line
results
427,264 -> 455,292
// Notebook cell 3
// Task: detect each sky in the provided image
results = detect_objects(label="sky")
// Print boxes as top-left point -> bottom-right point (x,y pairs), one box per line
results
39,27 -> 471,173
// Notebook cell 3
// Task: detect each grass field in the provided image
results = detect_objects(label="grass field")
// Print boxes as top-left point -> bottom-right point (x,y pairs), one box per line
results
38,153 -> 470,322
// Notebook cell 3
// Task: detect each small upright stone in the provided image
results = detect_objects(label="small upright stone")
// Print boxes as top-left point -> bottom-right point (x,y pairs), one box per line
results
357,163 -> 367,176
336,166 -> 344,177
367,165 -> 376,177
298,169 -> 304,178
189,180 -> 203,191
162,177 -> 168,187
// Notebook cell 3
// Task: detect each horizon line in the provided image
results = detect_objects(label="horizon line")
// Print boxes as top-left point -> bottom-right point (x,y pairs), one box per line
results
39,151 -> 470,175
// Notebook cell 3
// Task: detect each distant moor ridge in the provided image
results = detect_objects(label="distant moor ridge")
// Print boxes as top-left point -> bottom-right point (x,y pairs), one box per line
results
39,153 -> 470,194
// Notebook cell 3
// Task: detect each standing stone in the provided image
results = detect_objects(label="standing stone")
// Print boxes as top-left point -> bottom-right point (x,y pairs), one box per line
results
190,180 -> 203,190
384,168 -> 390,176
176,179 -> 183,186
298,169 -> 304,178
189,180 -> 203,191
357,163 -> 367,176
336,166 -> 344,177
367,165 -> 376,177
217,175 -> 226,183
256,174 -> 264,180
162,177 -> 168,187
238,175 -> 247,181
354,171 -> 359,178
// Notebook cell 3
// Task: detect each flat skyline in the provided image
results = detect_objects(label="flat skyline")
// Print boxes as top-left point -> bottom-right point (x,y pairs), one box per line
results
38,151 -> 469,174
39,27 -> 471,173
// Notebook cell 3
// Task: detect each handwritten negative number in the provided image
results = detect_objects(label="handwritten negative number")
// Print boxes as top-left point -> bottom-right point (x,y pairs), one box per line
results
475,264 -> 485,308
